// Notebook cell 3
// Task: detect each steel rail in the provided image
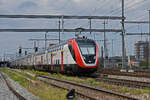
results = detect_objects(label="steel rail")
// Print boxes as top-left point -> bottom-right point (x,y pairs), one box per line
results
98,70 -> 150,78
12,69 -> 140,100
38,75 -> 139,100
40,78 -> 97,100
95,77 -> 150,89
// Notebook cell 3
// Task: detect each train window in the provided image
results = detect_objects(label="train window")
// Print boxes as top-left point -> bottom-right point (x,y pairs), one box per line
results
76,39 -> 96,55
68,44 -> 76,61
80,45 -> 95,55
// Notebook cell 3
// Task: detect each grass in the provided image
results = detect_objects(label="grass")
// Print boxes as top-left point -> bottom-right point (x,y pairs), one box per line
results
24,81 -> 67,100
118,88 -> 130,93
24,69 -> 51,76
24,69 -> 150,95
4,68 -> 150,96
0,68 -> 68,100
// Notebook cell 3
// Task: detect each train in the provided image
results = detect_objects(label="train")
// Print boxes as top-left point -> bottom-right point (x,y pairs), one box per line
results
10,37 -> 99,75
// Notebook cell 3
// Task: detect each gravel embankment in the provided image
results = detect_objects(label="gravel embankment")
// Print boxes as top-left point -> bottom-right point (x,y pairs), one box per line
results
2,72 -> 41,100
0,73 -> 19,100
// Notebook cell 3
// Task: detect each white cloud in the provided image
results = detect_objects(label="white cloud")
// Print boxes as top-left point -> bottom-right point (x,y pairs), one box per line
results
0,0 -> 148,15
72,0 -> 81,3
125,0 -> 147,9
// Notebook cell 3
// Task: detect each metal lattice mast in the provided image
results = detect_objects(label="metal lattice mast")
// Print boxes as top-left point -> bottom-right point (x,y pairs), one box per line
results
148,10 -> 150,67
121,0 -> 126,70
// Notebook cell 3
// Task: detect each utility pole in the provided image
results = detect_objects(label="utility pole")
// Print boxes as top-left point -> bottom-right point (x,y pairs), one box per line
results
148,10 -> 150,67
59,19 -> 61,43
34,41 -> 36,49
112,39 -> 114,57
89,19 -> 92,35
101,46 -> 104,67
121,0 -> 126,71
103,20 -> 108,68
45,32 -> 48,50
62,15 -> 64,34
33,40 -> 38,52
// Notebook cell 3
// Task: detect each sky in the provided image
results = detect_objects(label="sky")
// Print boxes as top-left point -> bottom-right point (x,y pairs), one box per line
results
0,0 -> 150,60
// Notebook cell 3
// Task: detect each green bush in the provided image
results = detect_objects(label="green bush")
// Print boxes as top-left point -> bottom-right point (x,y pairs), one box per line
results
140,61 -> 150,67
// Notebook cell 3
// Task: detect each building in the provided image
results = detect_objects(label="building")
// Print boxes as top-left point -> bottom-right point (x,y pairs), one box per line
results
135,41 -> 150,61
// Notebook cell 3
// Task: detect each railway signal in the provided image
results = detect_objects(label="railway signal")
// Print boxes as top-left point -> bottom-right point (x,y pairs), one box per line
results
34,47 -> 38,52
19,48 -> 22,54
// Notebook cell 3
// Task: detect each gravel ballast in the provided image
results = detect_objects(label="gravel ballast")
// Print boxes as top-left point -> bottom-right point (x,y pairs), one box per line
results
0,72 -> 19,100
2,72 -> 41,100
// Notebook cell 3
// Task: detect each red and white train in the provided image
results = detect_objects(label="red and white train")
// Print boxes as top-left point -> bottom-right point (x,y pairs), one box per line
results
10,37 -> 99,74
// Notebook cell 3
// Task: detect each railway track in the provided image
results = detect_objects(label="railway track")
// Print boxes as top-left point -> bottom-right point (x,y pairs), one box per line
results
12,69 -> 139,99
37,75 -> 139,100
95,77 -> 150,89
98,69 -> 150,78
12,69 -> 98,100
13,69 -> 150,99
0,71 -> 26,100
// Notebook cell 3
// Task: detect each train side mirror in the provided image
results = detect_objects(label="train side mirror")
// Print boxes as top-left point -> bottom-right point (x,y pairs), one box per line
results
66,89 -> 75,100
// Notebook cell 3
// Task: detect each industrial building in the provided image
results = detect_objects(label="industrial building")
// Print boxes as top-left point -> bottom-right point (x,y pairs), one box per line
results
135,41 -> 150,61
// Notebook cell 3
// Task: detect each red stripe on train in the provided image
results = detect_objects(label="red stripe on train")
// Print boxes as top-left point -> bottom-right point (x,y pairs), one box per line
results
51,53 -> 53,71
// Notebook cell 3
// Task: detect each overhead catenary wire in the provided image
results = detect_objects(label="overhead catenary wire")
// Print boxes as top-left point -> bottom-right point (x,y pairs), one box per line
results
0,0 -> 132,59
110,0 -> 148,15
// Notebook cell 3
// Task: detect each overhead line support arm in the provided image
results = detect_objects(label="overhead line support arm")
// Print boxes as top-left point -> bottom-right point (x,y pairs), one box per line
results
0,29 -> 122,33
0,15 -> 124,20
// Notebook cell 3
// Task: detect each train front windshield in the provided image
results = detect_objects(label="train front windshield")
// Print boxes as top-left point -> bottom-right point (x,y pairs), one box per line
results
76,39 -> 96,56
76,39 -> 97,64
80,45 -> 95,55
